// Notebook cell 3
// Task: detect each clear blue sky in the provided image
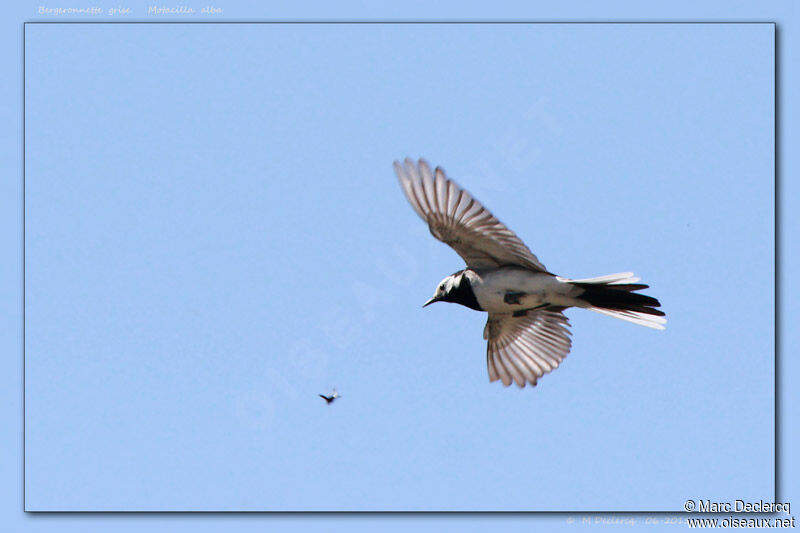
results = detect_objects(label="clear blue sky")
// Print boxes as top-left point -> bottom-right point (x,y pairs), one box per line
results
2,1 -> 796,532
24,20 -> 774,511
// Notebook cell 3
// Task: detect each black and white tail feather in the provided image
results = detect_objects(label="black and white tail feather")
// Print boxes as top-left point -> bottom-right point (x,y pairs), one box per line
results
558,272 -> 666,330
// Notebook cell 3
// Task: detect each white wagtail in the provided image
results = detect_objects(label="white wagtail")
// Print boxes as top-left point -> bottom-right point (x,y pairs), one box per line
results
319,388 -> 340,405
394,158 -> 665,388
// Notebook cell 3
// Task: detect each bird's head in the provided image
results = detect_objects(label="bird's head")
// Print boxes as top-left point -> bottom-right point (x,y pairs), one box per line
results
423,270 -> 465,307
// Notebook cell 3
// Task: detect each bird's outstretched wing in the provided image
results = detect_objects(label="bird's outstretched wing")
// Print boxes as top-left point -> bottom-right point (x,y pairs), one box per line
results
394,158 -> 547,272
484,309 -> 572,387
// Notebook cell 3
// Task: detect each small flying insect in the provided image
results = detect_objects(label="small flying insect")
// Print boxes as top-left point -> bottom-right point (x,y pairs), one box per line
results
319,388 -> 340,405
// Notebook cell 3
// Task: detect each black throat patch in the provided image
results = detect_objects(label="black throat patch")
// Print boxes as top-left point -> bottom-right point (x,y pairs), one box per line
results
443,274 -> 483,311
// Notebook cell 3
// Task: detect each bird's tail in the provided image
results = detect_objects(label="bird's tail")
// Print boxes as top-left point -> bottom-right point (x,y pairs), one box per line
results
558,272 -> 666,330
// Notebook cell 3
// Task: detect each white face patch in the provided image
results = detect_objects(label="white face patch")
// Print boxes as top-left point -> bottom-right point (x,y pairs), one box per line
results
435,273 -> 461,298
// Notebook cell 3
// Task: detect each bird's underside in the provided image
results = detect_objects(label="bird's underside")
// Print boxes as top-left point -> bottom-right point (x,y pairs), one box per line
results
394,158 -> 665,388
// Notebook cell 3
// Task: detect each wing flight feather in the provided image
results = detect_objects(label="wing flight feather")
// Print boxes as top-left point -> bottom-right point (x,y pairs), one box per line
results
394,158 -> 547,271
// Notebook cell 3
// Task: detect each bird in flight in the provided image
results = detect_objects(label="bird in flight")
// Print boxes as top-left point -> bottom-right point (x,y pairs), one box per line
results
319,388 -> 340,404
394,158 -> 665,388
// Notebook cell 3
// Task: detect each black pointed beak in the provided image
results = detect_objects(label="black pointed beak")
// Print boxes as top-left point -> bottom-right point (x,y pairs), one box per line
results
423,296 -> 442,308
